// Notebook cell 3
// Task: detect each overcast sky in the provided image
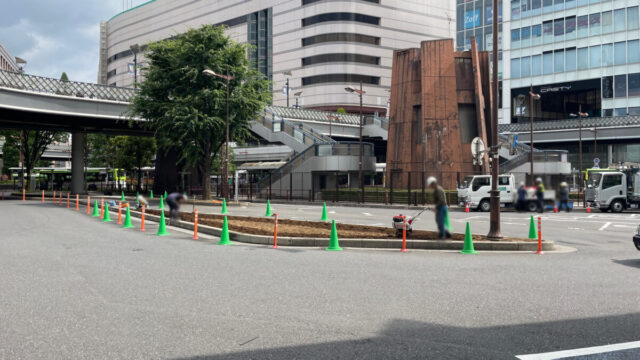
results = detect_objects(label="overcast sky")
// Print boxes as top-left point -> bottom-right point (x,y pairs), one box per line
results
0,0 -> 147,83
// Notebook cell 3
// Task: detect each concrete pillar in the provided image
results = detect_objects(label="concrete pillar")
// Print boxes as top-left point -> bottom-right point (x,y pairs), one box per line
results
607,144 -> 613,166
71,131 -> 85,194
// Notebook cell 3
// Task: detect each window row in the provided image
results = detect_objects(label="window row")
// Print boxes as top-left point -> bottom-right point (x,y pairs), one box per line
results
603,107 -> 640,116
303,0 -> 378,4
511,0 -> 631,20
511,6 -> 639,49
510,40 -> 640,78
301,73 -> 380,86
602,74 -> 640,99
301,53 -> 380,66
301,33 -> 380,47
302,13 -> 380,27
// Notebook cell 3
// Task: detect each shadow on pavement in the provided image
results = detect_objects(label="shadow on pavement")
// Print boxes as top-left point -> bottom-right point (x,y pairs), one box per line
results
173,313 -> 640,360
612,258 -> 640,269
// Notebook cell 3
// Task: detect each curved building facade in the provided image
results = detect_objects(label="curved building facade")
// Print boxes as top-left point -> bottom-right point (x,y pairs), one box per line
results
98,0 -> 454,115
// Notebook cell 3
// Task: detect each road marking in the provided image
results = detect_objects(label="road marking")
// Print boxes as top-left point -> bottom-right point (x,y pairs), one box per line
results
631,214 -> 637,218
613,224 -> 636,228
516,340 -> 640,359
599,222 -> 612,231
329,211 -> 336,214
363,212 -> 373,216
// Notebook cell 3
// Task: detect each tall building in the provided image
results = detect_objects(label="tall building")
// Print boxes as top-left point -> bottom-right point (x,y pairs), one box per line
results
0,41 -> 19,72
457,0 -> 640,168
98,0 -> 455,115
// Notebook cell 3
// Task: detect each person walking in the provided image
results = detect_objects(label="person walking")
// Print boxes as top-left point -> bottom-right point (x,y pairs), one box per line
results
516,182 -> 527,212
166,192 -> 186,222
535,177 -> 545,213
559,182 -> 570,212
428,176 -> 451,239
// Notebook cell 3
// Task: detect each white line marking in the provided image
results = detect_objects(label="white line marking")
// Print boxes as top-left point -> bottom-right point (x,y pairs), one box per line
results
588,214 -> 596,218
631,214 -> 637,218
516,340 -> 640,359
599,222 -> 612,231
363,212 -> 373,216
613,224 -> 636,228
329,211 -> 336,214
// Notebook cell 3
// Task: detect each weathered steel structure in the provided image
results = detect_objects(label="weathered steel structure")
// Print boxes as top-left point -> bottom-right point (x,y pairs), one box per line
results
386,38 -> 492,189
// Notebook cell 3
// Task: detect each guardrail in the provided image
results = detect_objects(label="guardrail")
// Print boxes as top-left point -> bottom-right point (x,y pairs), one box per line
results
499,115 -> 640,133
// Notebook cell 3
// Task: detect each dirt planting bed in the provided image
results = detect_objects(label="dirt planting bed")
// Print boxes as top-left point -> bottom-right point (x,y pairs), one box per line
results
147,210 -> 531,242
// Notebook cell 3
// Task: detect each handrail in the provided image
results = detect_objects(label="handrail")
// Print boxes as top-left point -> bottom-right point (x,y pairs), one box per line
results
500,150 -> 568,173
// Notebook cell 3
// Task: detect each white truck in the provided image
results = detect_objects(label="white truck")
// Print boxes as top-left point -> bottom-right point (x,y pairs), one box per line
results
588,167 -> 640,213
457,174 -> 556,212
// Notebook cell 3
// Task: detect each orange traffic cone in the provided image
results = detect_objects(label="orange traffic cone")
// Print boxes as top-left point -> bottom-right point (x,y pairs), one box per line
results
586,202 -> 591,213
465,203 -> 469,213
42,190 -> 45,203
553,203 -> 558,213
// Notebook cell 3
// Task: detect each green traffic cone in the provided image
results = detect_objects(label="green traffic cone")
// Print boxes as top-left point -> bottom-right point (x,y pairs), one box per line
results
218,216 -> 231,245
164,190 -> 168,199
460,222 -> 478,254
150,190 -> 154,199
445,210 -> 451,231
91,199 -> 100,217
326,220 -> 342,251
265,199 -> 273,217
122,205 -> 134,228
136,192 -> 139,201
102,203 -> 113,222
156,210 -> 170,236
221,198 -> 228,214
528,215 -> 537,239
320,202 -> 329,221
121,191 -> 125,201
159,195 -> 164,210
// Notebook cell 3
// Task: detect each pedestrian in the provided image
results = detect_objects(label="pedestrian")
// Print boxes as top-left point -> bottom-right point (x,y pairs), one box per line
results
428,176 -> 451,239
535,177 -> 545,213
559,182 -> 570,212
136,195 -> 148,210
516,181 -> 527,212
166,192 -> 186,222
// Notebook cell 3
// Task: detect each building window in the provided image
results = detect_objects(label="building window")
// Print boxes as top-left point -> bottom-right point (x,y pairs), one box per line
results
302,33 -> 380,47
521,56 -> 531,77
554,18 -> 564,41
532,0 -> 541,15
532,54 -> 542,76
602,43 -> 613,66
301,73 -> 380,86
543,21 -> 553,44
107,68 -> 116,78
577,15 -> 589,38
589,13 -> 601,36
601,11 -> 612,34
578,47 -> 588,70
628,40 -> 640,63
614,8 -> 626,32
565,16 -> 576,39
511,58 -> 521,78
520,26 -> 530,48
566,47 -> 576,71
512,0 -> 521,20
531,24 -> 542,46
629,107 -> 640,115
615,74 -> 627,98
543,0 -> 552,13
614,42 -> 626,65
554,0 -> 564,11
543,51 -> 553,74
301,13 -> 380,27
554,49 -> 564,73
247,8 -> 273,80
302,53 -> 380,66
628,73 -> 640,97
628,6 -> 639,30
602,76 -> 613,99
303,0 -> 379,4
589,45 -> 601,67
614,108 -> 627,116
511,29 -> 520,49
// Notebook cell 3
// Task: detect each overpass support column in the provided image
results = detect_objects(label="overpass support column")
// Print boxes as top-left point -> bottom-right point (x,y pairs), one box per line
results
71,131 -> 85,194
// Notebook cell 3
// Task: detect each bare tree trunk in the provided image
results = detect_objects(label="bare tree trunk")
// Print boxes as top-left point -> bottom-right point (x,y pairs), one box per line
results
201,160 -> 211,200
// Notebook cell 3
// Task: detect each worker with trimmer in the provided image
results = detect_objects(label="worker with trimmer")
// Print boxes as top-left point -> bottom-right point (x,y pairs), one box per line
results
428,176 -> 451,239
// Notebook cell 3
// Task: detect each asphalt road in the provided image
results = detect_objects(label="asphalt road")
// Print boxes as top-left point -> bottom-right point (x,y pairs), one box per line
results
2,200 -> 640,359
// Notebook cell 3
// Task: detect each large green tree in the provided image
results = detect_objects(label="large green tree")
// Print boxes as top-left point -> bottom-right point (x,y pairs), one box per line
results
19,130 -> 67,190
130,25 -> 271,198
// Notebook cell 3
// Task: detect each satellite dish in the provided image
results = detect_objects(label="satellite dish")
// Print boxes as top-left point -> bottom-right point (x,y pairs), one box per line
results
471,137 -> 485,166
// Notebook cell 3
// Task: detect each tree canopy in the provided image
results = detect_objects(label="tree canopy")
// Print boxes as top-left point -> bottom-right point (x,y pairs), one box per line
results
130,25 -> 271,198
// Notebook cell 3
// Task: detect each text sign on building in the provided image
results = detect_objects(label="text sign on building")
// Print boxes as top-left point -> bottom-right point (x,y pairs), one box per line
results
464,9 -> 480,29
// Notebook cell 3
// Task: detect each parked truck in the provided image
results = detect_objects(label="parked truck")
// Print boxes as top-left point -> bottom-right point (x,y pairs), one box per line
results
588,165 -> 640,213
457,174 -> 555,212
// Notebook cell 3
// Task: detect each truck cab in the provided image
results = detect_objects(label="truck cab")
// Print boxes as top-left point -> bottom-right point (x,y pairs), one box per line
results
592,171 -> 628,212
457,175 -> 515,212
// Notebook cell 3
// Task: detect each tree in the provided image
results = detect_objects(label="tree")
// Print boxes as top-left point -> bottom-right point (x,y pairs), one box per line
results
19,130 -> 66,190
120,136 -> 156,191
337,107 -> 347,114
131,25 -> 271,199
1,131 -> 19,176
60,72 -> 69,82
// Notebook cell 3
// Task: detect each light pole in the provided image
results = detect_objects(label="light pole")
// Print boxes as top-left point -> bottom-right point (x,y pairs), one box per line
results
327,114 -> 340,138
203,69 -> 234,201
570,106 -> 588,206
283,71 -> 292,107
294,91 -> 302,108
345,81 -> 365,203
130,44 -> 139,89
529,85 -> 541,186
488,0 -> 502,239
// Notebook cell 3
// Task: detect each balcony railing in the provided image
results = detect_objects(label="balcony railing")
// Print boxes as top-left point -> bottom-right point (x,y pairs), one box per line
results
499,115 -> 640,133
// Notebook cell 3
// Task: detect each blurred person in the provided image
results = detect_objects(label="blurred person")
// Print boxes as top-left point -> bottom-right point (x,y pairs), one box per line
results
559,182 -> 570,212
535,178 -> 545,213
428,176 -> 451,239
516,182 -> 527,212
166,192 -> 186,221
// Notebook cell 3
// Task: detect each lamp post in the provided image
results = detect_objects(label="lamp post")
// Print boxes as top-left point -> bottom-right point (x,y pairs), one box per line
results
488,0 -> 502,239
327,114 -> 340,137
130,44 -> 139,89
345,81 -> 365,203
529,85 -> 541,186
203,69 -> 234,201
294,91 -> 302,108
570,106 -> 588,206
283,71 -> 292,107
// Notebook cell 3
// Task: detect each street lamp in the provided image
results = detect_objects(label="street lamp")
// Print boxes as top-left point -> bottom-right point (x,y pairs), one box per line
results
203,69 -> 234,201
570,106 -> 589,206
345,81 -> 365,203
283,71 -> 292,107
327,114 -> 341,138
528,85 -> 541,186
130,44 -> 139,89
294,91 -> 302,108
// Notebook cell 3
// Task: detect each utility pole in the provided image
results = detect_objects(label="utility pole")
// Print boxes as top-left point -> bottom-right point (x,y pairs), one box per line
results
345,82 -> 366,203
571,106 -> 588,207
130,44 -> 139,89
487,0 -> 502,239
529,85 -> 541,185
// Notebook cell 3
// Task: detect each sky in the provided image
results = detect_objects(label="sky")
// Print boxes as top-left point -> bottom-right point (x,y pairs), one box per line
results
0,0 -> 148,83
